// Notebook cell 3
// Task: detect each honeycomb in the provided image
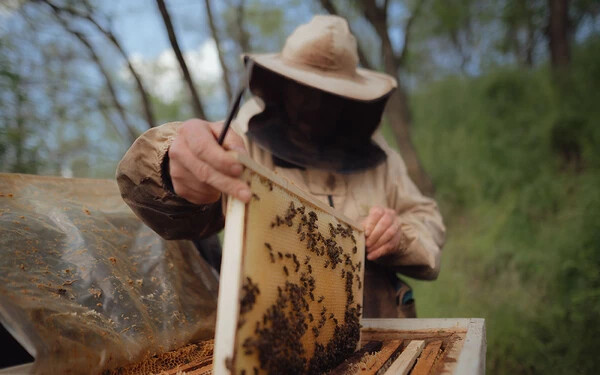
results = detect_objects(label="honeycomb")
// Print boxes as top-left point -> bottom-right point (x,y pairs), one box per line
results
229,169 -> 365,374
106,340 -> 214,375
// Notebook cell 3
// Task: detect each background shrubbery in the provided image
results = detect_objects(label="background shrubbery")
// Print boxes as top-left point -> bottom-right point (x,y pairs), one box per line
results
408,38 -> 600,374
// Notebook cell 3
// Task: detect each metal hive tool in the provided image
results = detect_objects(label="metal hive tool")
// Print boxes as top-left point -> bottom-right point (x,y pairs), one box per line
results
214,154 -> 365,375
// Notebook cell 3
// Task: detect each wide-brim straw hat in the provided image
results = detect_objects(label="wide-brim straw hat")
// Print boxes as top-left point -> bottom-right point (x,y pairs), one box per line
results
245,15 -> 397,101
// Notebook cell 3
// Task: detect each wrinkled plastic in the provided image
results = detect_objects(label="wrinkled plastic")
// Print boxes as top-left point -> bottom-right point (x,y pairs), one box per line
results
0,174 -> 219,374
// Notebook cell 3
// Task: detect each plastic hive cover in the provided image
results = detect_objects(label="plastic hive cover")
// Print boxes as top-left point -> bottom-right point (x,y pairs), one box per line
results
0,174 -> 218,374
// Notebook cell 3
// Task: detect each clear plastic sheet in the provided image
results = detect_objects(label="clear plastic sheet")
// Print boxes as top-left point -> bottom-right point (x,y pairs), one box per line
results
0,174 -> 219,374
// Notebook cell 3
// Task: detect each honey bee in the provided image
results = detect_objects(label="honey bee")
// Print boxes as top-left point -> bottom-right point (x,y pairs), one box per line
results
312,326 -> 320,337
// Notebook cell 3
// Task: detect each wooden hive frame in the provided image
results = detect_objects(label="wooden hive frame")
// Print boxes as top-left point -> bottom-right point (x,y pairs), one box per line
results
213,153 -> 366,375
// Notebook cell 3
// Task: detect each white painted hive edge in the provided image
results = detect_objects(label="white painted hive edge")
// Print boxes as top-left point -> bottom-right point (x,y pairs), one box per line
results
361,318 -> 474,331
454,318 -> 486,375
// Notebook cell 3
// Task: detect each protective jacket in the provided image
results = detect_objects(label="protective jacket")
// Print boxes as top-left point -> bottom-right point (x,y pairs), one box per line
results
116,98 -> 446,318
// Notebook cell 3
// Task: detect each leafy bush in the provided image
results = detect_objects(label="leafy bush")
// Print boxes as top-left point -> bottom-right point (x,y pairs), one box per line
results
407,38 -> 600,374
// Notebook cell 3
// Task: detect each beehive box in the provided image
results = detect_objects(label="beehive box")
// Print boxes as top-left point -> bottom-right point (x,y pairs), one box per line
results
96,319 -> 486,375
213,154 -> 365,375
0,319 -> 486,374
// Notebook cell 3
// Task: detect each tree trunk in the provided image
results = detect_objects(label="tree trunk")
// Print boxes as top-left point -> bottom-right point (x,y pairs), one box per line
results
156,0 -> 207,119
204,0 -> 234,104
42,0 -> 156,129
360,0 -> 434,195
547,0 -> 570,68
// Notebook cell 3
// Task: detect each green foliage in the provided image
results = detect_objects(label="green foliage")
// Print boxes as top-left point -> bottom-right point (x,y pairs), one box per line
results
151,94 -> 190,125
496,0 -> 546,60
408,38 -> 600,374
430,0 -> 478,35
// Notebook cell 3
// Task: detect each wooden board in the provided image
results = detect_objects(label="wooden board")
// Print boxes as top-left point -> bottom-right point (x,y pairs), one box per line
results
361,339 -> 403,375
411,340 -> 443,375
213,155 -> 366,375
384,340 -> 425,375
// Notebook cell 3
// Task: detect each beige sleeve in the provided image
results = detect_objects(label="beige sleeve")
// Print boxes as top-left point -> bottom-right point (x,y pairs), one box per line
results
115,122 -> 225,240
377,136 -> 446,280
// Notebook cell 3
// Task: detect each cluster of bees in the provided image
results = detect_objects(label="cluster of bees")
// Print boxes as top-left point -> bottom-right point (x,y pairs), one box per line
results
271,201 -> 360,278
236,190 -> 363,374
239,277 -> 260,315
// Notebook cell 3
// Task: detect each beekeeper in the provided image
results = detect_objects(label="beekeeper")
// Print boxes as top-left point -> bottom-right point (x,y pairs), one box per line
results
116,15 -> 445,318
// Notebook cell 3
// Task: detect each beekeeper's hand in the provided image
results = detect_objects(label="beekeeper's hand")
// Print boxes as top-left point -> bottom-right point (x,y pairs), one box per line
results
168,119 -> 251,205
363,206 -> 405,261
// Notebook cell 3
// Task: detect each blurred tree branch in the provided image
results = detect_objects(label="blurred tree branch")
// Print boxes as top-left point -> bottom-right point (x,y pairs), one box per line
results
39,0 -> 157,129
156,0 -> 207,119
397,0 -> 425,66
204,0 -> 233,104
234,0 -> 251,52
45,5 -> 138,144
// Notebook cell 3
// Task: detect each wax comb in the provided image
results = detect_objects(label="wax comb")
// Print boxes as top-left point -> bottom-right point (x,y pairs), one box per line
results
213,153 -> 365,375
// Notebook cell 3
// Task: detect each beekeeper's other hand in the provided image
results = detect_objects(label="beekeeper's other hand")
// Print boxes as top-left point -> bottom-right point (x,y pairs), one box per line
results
364,206 -> 405,261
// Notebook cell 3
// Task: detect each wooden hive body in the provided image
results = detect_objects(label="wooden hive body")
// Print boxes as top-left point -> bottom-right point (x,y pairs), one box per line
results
213,154 -> 365,375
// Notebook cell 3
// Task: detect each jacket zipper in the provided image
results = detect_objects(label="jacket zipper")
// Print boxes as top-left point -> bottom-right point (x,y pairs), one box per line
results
327,195 -> 334,208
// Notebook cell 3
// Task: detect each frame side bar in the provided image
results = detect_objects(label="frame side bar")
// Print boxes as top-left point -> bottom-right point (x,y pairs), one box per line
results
213,199 -> 247,375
